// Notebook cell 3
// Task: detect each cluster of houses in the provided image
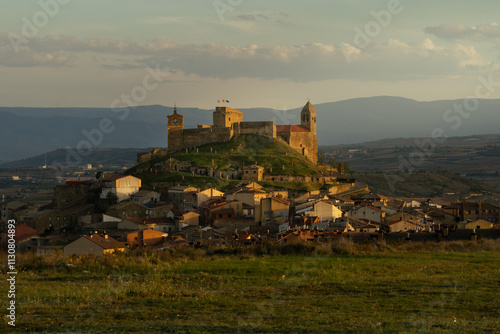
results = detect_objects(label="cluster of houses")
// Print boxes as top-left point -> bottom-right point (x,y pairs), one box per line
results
1,172 -> 500,257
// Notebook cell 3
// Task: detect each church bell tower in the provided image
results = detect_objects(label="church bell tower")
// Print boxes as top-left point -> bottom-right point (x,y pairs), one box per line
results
167,104 -> 184,152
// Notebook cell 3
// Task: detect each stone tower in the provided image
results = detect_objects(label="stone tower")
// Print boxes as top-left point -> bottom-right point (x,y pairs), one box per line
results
300,101 -> 318,163
167,105 -> 184,152
301,101 -> 317,134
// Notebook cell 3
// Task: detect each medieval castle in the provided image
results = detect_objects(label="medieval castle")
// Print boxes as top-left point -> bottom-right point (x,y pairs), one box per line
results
167,101 -> 318,163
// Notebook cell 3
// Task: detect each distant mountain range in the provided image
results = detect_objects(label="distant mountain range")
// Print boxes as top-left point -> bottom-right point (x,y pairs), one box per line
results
2,96 -> 500,163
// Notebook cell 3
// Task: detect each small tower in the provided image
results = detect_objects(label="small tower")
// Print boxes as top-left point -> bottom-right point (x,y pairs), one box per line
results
301,101 -> 317,134
167,104 -> 184,152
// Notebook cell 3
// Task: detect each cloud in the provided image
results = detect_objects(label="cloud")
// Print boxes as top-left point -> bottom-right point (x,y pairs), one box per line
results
236,14 -> 257,21
424,23 -> 500,43
139,16 -> 184,25
0,33 -> 496,82
234,11 -> 287,23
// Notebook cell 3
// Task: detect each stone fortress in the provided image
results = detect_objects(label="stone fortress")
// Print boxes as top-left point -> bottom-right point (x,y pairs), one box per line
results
167,101 -> 318,163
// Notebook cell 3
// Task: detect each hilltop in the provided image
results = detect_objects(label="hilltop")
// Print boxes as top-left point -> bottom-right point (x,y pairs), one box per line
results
128,135 -> 326,192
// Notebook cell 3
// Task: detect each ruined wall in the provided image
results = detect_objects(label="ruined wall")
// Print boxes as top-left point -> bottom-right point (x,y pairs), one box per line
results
239,121 -> 276,138
137,148 -> 168,164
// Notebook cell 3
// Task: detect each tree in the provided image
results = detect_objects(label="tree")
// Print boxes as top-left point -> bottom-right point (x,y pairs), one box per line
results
318,151 -> 327,165
106,191 -> 118,204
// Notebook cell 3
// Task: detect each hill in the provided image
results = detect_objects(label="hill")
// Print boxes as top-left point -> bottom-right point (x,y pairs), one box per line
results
4,96 -> 500,162
355,170 -> 498,200
128,135 -> 324,192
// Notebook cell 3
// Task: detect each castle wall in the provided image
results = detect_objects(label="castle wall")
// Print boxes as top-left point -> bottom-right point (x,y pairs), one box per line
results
182,127 -> 232,149
239,121 -> 276,138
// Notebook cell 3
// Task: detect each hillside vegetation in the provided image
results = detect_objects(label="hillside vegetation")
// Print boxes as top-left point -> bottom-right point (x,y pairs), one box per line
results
129,135 -> 323,191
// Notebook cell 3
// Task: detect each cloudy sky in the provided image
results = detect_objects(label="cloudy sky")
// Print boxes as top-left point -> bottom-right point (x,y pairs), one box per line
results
1,0 -> 500,109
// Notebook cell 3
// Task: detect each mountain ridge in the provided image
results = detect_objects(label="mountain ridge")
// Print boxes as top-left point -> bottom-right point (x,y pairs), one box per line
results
3,96 -> 500,162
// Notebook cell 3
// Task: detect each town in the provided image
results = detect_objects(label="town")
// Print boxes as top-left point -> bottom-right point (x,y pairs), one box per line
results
2,102 -> 499,257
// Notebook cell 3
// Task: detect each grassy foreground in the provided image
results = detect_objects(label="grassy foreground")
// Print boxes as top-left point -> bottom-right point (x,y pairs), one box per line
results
2,240 -> 500,333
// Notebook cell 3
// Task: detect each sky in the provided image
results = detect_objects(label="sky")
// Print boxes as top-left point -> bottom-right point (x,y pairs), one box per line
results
1,0 -> 500,109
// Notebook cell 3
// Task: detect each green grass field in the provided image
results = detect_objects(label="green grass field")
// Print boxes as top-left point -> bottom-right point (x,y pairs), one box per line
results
2,240 -> 500,333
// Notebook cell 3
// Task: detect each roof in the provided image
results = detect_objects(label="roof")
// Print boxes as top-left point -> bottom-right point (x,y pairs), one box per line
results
385,220 -> 419,226
276,125 -> 310,133
357,204 -> 386,213
269,196 -> 290,205
238,188 -> 267,194
13,223 -> 38,241
302,101 -> 316,114
24,209 -> 54,219
63,204 -> 94,215
109,201 -> 147,210
131,190 -> 160,197
243,182 -> 263,189
168,186 -> 197,192
84,234 -> 126,249
211,208 -> 235,215
1,200 -> 26,211
101,174 -> 127,182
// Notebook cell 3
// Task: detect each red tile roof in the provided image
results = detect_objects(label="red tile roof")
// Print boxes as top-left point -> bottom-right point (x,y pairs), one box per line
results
276,125 -> 310,133
270,196 -> 290,205
14,223 -> 38,242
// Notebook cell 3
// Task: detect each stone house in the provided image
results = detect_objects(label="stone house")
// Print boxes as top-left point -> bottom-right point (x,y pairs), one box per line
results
257,197 -> 290,223
130,190 -> 161,205
126,229 -> 166,247
167,186 -> 199,209
242,165 -> 265,181
443,201 -> 500,222
384,220 -> 420,233
64,234 -> 126,256
106,201 -> 147,220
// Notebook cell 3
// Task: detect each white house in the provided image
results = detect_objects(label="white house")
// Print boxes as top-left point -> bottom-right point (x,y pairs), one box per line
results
304,201 -> 343,222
